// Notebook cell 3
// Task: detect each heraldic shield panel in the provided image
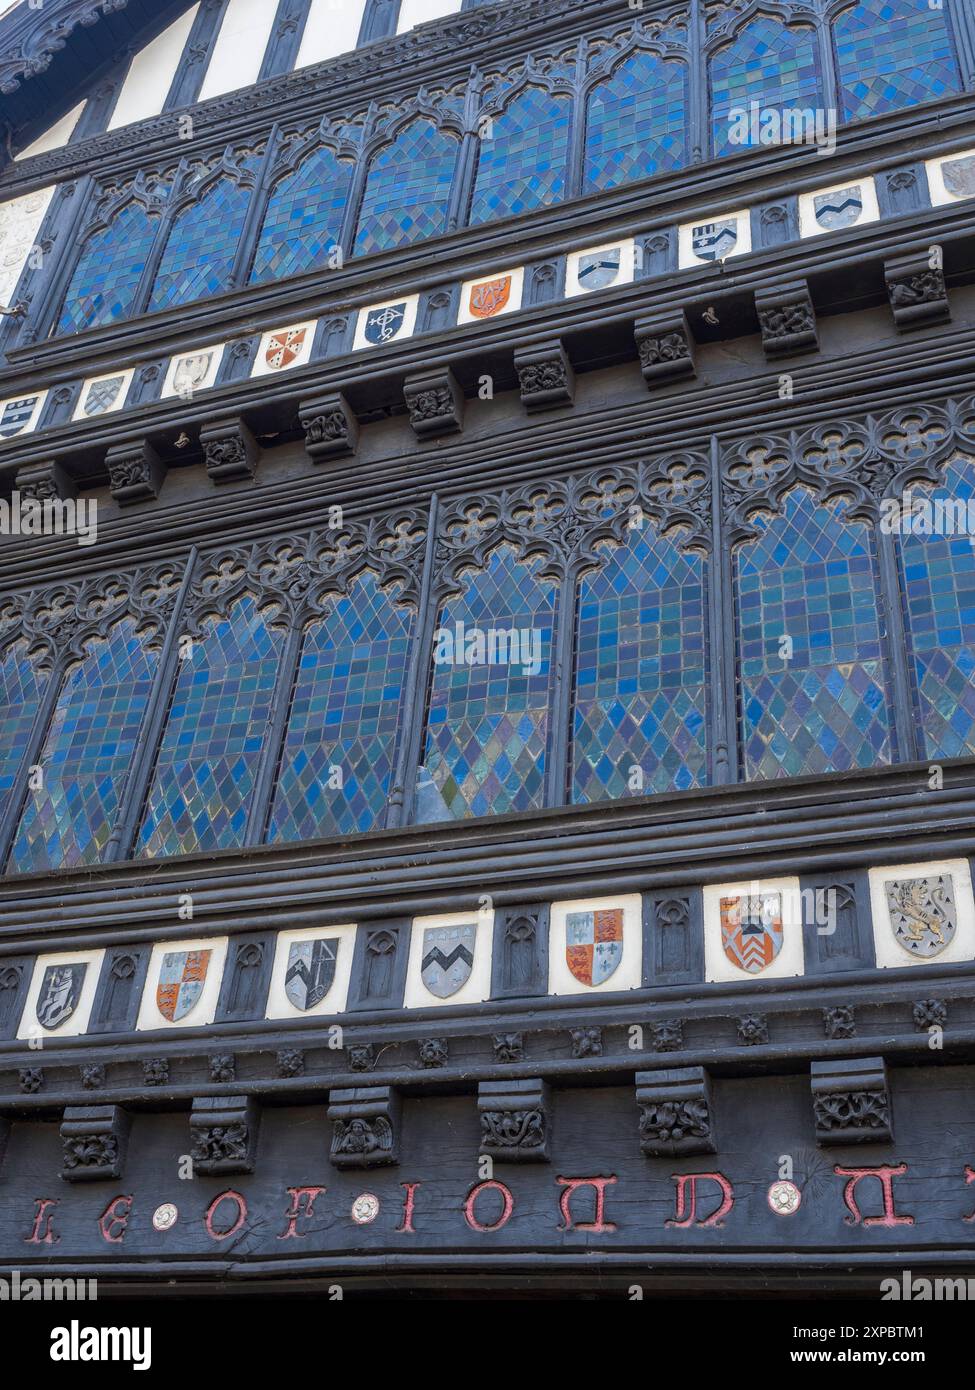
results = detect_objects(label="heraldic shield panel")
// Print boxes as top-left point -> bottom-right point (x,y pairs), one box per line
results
704,878 -> 803,981
157,949 -> 211,1022
870,860 -> 975,968
137,938 -> 228,1029
406,911 -> 494,1006
548,895 -> 642,994
18,949 -> 104,1039
285,937 -> 338,1010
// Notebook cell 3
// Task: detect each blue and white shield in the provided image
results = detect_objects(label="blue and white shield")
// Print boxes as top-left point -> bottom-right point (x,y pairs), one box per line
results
82,376 -> 125,417
814,186 -> 863,230
692,220 -> 738,262
942,154 -> 975,201
0,396 -> 38,438
285,938 -> 338,1010
421,924 -> 475,998
365,303 -> 406,345
36,963 -> 86,1030
577,248 -> 622,291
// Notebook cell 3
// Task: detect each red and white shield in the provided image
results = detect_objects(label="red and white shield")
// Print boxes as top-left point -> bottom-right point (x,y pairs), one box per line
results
469,277 -> 511,319
265,327 -> 308,370
720,894 -> 783,975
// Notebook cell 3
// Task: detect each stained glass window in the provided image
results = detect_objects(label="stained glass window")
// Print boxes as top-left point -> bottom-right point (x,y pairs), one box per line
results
420,546 -> 558,820
149,174 -> 254,311
833,0 -> 960,122
353,119 -> 459,257
468,86 -> 572,224
250,146 -> 354,284
735,487 -> 892,780
9,621 -> 157,873
899,455 -> 975,758
268,572 -> 415,842
137,595 -> 283,858
572,528 -> 709,802
56,201 -> 160,335
0,643 -> 47,801
710,17 -> 823,157
584,53 -> 688,191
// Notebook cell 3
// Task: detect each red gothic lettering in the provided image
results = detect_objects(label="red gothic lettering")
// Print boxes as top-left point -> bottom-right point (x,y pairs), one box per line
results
26,1198 -> 59,1245
964,1166 -> 975,1221
464,1180 -> 514,1232
398,1181 -> 421,1234
834,1164 -> 914,1227
556,1175 -> 617,1232
666,1173 -> 734,1229
98,1195 -> 133,1244
204,1189 -> 248,1241
278,1186 -> 327,1240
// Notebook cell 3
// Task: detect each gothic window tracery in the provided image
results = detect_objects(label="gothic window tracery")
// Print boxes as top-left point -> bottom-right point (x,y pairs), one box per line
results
149,164 -> 258,311
709,15 -> 823,157
733,485 -> 892,780
468,84 -> 572,224
584,50 -> 688,190
56,200 -> 160,335
832,0 -> 961,122
353,118 -> 459,257
250,144 -> 355,283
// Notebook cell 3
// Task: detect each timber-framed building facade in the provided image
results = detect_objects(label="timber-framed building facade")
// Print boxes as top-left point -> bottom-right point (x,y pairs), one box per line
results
0,0 -> 974,1298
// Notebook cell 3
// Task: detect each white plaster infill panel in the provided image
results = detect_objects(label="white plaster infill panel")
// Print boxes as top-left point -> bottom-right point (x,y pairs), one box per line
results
869,859 -> 975,969
548,893 -> 643,996
703,877 -> 804,982
266,924 -> 357,1020
136,937 -> 229,1031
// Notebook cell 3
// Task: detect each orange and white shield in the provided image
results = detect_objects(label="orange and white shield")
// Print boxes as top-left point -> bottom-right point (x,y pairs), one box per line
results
468,276 -> 511,319
265,327 -> 308,370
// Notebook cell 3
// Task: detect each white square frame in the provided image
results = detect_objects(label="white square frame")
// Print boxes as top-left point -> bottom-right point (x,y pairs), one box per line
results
798,176 -> 879,238
404,909 -> 494,1008
548,893 -> 643,996
251,319 -> 318,377
72,367 -> 135,422
565,239 -> 636,298
160,344 -> 225,399
868,859 -> 975,969
457,266 -> 525,325
18,948 -> 105,1040
678,209 -> 752,268
265,923 -> 357,1020
926,149 -> 975,206
703,877 -> 804,982
353,294 -> 419,351
136,936 -> 229,1031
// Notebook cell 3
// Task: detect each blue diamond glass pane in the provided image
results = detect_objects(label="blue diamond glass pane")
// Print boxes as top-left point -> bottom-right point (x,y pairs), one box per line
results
353,120 -> 458,257
57,202 -> 159,335
10,621 -> 157,872
833,0 -> 960,122
268,572 -> 415,842
421,546 -> 558,820
572,529 -> 709,802
469,87 -> 572,225
150,175 -> 254,311
250,146 -> 354,284
710,17 -> 823,157
137,595 -> 283,857
735,488 -> 892,780
0,642 -> 47,799
899,456 -> 975,759
585,53 -> 688,191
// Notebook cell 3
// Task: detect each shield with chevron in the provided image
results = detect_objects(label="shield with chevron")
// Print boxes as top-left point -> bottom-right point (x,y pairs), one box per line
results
285,937 -> 338,1010
814,186 -> 863,230
721,893 -> 783,975
421,923 -> 475,998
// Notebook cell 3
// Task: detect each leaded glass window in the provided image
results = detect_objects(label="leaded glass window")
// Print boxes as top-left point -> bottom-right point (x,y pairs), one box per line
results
267,571 -> 415,842
468,86 -> 572,225
419,546 -> 558,820
735,487 -> 892,780
584,52 -> 688,192
710,17 -> 822,157
149,174 -> 254,311
899,455 -> 975,758
833,0 -> 960,122
9,621 -> 157,873
250,146 -> 354,283
353,119 -> 458,257
56,201 -> 159,335
572,528 -> 709,802
0,643 -> 47,800
137,595 -> 283,858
